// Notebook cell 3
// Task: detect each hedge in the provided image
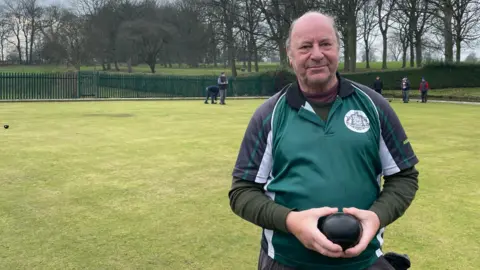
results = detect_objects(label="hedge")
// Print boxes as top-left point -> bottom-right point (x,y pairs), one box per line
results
265,63 -> 480,92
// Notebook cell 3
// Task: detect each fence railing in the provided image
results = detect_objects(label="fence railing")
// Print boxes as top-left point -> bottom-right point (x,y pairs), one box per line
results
0,71 -> 277,100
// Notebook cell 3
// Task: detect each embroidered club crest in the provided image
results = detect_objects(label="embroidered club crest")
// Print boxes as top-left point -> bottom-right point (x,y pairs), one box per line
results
344,110 -> 370,133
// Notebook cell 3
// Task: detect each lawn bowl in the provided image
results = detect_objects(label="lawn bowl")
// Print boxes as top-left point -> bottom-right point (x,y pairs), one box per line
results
317,213 -> 363,251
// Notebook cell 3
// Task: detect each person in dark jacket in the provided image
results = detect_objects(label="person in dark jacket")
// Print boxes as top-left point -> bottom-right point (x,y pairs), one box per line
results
373,76 -> 383,95
401,77 -> 410,103
204,85 -> 219,104
217,72 -> 228,105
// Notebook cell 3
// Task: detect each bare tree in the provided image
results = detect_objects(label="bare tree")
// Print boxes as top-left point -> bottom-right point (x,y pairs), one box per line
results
387,33 -> 403,61
322,0 -> 368,72
377,0 -> 397,69
0,19 -> 10,61
236,0 -> 263,72
20,0 -> 44,64
395,0 -> 433,67
3,0 -> 24,62
359,0 -> 379,68
390,20 -> 411,67
452,0 -> 480,62
428,0 -> 454,63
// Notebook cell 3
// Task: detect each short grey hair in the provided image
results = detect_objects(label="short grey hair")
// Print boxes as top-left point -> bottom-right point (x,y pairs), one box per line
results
285,11 -> 341,52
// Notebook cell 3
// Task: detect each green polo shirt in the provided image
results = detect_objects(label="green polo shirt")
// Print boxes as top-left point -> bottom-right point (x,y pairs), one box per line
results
231,74 -> 419,269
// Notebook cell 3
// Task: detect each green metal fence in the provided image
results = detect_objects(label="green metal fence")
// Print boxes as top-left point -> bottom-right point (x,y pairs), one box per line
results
0,71 -> 277,100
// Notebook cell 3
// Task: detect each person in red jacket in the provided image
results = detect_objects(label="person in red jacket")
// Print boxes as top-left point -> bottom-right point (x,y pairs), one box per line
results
419,77 -> 429,103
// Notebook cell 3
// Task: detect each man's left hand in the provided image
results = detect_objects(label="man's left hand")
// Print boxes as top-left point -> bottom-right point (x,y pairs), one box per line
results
341,207 -> 380,258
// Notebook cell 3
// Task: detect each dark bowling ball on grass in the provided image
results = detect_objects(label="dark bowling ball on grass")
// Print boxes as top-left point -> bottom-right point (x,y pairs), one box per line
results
4,124 -> 8,129
317,213 -> 363,251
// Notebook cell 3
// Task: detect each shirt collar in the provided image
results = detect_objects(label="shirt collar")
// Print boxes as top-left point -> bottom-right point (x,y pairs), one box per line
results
285,72 -> 354,109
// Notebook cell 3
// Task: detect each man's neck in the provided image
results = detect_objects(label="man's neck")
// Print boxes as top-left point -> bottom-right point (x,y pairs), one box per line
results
298,76 -> 338,95
300,78 -> 339,104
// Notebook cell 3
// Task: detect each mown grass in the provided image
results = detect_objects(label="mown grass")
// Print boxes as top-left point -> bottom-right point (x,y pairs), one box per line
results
0,100 -> 479,269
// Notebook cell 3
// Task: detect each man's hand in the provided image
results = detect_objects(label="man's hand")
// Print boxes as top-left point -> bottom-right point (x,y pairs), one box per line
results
341,207 -> 381,258
286,207 -> 344,258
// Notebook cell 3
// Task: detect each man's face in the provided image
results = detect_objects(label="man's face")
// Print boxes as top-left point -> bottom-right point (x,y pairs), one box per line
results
287,15 -> 339,89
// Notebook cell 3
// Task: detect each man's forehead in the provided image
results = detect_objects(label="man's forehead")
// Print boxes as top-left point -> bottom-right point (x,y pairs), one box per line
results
291,18 -> 335,41
292,33 -> 335,43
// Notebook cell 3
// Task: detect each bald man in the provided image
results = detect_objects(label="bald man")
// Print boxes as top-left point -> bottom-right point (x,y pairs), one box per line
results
229,11 -> 418,270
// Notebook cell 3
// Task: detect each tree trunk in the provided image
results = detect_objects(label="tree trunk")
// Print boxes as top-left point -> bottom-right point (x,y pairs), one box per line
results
402,47 -> 407,68
366,47 -> 370,68
443,4 -> 454,64
382,34 -> 388,69
344,39 -> 350,72
226,25 -> 237,77
409,42 -> 415,67
127,57 -> 132,73
147,59 -> 156,73
24,38 -> 29,64
247,33 -> 253,72
114,61 -> 120,71
254,42 -> 259,72
278,41 -> 287,68
348,17 -> 357,72
415,33 -> 423,68
455,39 -> 461,63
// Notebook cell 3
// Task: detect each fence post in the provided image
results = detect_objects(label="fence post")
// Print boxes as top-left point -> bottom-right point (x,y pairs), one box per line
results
76,71 -> 80,98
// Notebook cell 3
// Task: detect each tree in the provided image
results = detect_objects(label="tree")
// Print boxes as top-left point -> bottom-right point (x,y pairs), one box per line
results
359,0 -> 379,68
119,3 -> 175,73
452,0 -> 480,63
395,0 -> 433,67
322,0 -> 368,72
464,51 -> 476,62
376,0 -> 397,69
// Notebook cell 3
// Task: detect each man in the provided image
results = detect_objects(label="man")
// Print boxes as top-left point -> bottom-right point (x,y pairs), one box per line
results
419,77 -> 429,103
204,85 -> 219,104
401,77 -> 410,103
373,76 -> 383,95
229,11 -> 419,270
218,72 -> 228,105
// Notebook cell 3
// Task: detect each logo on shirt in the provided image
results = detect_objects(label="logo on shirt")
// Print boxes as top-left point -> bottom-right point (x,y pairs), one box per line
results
344,110 -> 370,133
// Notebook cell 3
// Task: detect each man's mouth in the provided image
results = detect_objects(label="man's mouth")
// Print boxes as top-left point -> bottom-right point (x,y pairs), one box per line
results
307,66 -> 327,71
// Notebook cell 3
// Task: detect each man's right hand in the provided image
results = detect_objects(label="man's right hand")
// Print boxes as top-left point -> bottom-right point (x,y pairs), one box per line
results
286,207 -> 344,258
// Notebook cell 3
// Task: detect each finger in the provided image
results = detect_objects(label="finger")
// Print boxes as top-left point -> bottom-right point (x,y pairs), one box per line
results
313,207 -> 338,218
312,230 -> 343,253
342,207 -> 360,217
343,228 -> 373,257
311,241 -> 343,258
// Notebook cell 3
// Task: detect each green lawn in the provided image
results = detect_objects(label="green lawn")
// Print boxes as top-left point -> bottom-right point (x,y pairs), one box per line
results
0,100 -> 479,269
0,61 -> 406,75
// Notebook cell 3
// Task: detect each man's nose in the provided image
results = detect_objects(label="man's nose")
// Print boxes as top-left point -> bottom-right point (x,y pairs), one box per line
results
310,44 -> 325,60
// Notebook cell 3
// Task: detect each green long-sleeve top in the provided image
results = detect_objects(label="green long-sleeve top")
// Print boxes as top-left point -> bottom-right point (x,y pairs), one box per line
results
228,100 -> 419,233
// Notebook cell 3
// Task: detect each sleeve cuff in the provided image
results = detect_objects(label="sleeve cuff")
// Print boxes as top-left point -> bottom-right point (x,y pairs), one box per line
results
369,204 -> 389,228
272,205 -> 294,234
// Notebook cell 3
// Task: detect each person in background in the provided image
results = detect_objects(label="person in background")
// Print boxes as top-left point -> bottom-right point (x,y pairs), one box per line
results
204,85 -> 219,104
373,76 -> 383,95
419,77 -> 429,103
218,72 -> 228,105
401,77 -> 410,103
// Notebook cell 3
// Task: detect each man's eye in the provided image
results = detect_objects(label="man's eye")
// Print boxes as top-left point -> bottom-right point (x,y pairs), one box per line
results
321,43 -> 331,46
